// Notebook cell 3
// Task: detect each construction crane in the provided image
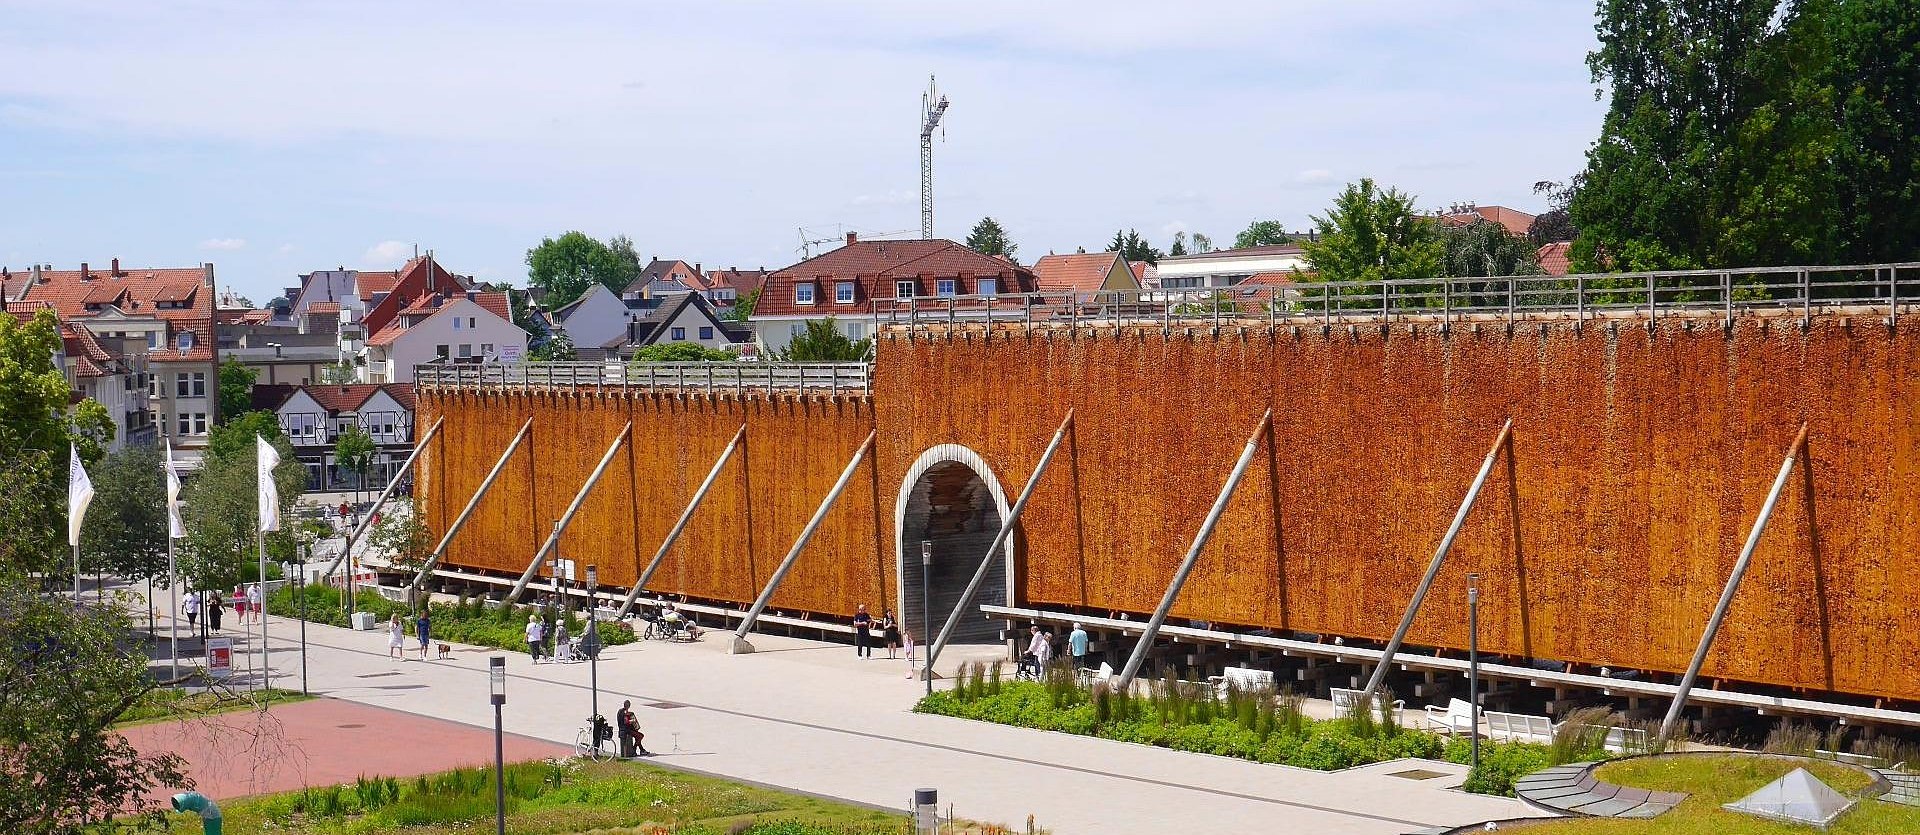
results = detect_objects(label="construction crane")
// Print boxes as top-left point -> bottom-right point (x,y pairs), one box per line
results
919,75 -> 949,241
796,225 -> 918,259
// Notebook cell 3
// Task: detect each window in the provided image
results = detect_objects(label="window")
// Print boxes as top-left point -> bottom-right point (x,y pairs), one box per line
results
978,278 -> 998,296
936,279 -> 957,297
177,413 -> 191,435
286,413 -> 318,443
670,327 -> 686,341
795,284 -> 816,305
789,323 -> 806,337
452,317 -> 462,330
174,372 -> 204,398
480,343 -> 494,357
192,372 -> 205,397
895,280 -> 916,299
148,375 -> 158,397
176,331 -> 194,352
147,332 -> 160,350
193,413 -> 207,435
845,322 -> 868,340
836,282 -> 856,304
435,344 -> 450,360
158,412 -> 169,436
698,326 -> 713,340
468,317 -> 476,329
457,344 -> 472,358
1164,276 -> 1203,289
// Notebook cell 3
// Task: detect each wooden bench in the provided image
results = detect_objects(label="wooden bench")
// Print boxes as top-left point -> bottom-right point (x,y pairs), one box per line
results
1485,710 -> 1557,744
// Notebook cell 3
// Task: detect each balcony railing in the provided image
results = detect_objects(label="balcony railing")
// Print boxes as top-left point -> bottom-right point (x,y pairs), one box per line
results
415,361 -> 872,396
869,262 -> 1920,332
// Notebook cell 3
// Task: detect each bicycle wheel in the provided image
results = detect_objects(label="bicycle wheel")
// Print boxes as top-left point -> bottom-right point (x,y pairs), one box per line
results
575,729 -> 594,760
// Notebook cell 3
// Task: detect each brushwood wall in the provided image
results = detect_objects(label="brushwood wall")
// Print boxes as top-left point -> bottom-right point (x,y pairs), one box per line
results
415,389 -> 888,617
873,317 -> 1920,703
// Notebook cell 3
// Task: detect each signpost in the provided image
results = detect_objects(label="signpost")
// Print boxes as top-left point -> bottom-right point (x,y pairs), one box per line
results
206,637 -> 233,680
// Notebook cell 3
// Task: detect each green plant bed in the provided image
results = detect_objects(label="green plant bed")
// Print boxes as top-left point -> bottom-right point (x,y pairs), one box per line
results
266,585 -> 636,654
1515,754 -> 1920,834
154,759 -> 909,834
118,687 -> 312,727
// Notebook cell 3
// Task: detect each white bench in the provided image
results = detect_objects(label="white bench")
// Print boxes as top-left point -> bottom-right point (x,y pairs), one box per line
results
1424,698 -> 1478,735
1485,711 -> 1557,744
1208,667 -> 1276,698
1077,662 -> 1115,688
1331,687 -> 1407,723
1601,725 -> 1649,754
1816,749 -> 1888,769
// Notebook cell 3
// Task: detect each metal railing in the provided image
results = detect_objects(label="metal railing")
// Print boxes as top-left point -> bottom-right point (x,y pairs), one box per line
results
869,262 -> 1920,332
415,361 -> 871,396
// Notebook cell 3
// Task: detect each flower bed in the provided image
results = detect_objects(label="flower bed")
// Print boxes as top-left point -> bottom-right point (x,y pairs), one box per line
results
266,585 -> 636,653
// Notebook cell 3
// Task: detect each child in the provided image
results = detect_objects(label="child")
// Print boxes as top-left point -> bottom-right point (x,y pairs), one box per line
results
902,628 -> 918,680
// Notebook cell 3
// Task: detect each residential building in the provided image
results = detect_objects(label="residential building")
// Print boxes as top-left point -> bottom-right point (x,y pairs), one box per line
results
544,284 -> 631,361
1151,245 -> 1310,291
1439,204 -> 1536,238
1029,251 -> 1143,295
6,261 -> 219,463
253,382 -> 416,490
702,266 -> 768,309
1537,242 -> 1572,277
751,234 -> 1038,354
363,290 -> 524,382
620,258 -> 704,301
610,292 -> 751,358
216,308 -> 343,385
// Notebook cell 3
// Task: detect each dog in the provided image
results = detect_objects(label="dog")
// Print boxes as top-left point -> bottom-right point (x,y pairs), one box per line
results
436,643 -> 452,660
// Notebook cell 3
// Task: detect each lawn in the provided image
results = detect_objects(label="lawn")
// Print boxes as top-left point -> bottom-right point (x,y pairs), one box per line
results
1515,754 -> 1920,834
155,758 -> 912,834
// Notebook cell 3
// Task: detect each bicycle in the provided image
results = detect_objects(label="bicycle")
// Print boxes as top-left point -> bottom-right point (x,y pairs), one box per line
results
574,715 -> 613,762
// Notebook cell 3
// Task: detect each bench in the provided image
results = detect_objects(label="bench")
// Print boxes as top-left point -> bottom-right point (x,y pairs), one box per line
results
1077,662 -> 1115,688
1331,687 -> 1407,724
1600,725 -> 1649,754
1208,667 -> 1276,698
1485,711 -> 1557,744
1816,749 -> 1888,769
1424,698 -> 1478,735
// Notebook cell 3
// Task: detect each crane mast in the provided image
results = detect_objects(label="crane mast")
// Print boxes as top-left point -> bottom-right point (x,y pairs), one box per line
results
919,76 -> 949,240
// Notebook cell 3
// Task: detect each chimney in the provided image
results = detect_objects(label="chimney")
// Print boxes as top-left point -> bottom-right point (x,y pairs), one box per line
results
80,262 -> 90,280
203,263 -> 215,287
111,258 -> 120,277
31,264 -> 42,286
846,232 -> 858,245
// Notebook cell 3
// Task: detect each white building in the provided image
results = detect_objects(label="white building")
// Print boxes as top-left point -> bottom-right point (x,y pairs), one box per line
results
255,382 -> 417,490
544,284 -> 632,361
1150,244 -> 1310,290
363,292 -> 526,382
611,292 -> 751,358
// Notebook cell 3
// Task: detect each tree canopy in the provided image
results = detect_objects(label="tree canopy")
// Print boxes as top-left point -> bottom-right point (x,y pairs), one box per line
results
179,414 -> 306,589
774,319 -> 872,362
1442,220 -> 1545,279
1299,178 -> 1443,284
965,217 -> 1018,261
1106,229 -> 1162,265
525,232 -> 639,310
0,310 -> 114,577
333,424 -> 376,500
77,445 -> 170,584
1233,220 -> 1292,249
217,356 -> 256,426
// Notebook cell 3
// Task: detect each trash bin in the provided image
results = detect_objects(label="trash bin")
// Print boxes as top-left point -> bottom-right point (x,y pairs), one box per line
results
350,611 -> 376,631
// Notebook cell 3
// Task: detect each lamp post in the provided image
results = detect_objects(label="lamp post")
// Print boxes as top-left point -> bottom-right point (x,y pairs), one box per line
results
489,656 -> 506,835
1467,572 -> 1481,774
586,563 -> 600,754
920,540 -> 932,695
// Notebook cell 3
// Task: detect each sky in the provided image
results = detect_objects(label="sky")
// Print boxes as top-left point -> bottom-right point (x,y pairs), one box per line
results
0,1 -> 1606,305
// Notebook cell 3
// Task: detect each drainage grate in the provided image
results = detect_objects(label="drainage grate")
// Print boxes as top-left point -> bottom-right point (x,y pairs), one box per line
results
647,701 -> 688,709
356,672 -> 403,679
1387,769 -> 1450,781
374,684 -> 429,690
336,723 -> 366,729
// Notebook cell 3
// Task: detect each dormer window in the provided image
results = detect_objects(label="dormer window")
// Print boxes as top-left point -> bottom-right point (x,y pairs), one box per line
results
795,283 -> 816,305
895,280 -> 917,299
176,331 -> 194,353
835,282 -> 856,304
936,279 -> 957,298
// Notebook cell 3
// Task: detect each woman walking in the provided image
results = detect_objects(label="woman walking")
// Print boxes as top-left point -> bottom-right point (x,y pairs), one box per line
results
183,590 -> 200,633
880,609 -> 901,659
387,614 -> 405,659
207,592 -> 223,632
414,609 -> 432,660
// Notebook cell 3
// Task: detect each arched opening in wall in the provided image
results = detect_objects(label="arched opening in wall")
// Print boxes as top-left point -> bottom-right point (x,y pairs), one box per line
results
899,460 -> 1013,645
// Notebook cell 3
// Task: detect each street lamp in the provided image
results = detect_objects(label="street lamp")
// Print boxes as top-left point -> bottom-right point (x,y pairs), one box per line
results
489,656 -> 506,835
1467,572 -> 1482,774
585,563 -> 601,754
920,540 -> 932,695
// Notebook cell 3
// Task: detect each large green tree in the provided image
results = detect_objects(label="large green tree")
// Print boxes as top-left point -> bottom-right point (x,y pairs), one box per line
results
216,356 -> 256,425
1233,220 -> 1292,249
1106,229 -> 1162,265
333,424 -> 375,502
0,310 -> 114,577
774,319 -> 872,362
965,217 -> 1018,261
179,413 -> 306,589
78,445 -> 170,584
1299,178 -> 1444,287
723,287 -> 760,323
525,232 -> 631,310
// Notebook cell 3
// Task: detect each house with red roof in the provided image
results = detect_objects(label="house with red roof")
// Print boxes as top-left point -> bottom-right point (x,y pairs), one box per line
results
1152,244 -> 1309,292
1439,204 -> 1537,239
8,260 -> 219,460
1536,242 -> 1572,277
362,288 -> 524,382
1029,252 -> 1143,295
752,234 -> 1037,354
253,382 -> 417,490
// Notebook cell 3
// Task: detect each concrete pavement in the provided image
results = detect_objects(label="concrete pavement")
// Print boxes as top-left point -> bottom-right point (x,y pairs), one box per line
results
150,604 -> 1529,835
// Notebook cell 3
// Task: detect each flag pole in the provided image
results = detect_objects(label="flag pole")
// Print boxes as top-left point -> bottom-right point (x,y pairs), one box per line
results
169,535 -> 178,681
257,527 -> 268,692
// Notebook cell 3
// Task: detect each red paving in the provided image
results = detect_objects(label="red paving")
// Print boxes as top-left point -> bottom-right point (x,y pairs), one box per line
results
119,696 -> 570,801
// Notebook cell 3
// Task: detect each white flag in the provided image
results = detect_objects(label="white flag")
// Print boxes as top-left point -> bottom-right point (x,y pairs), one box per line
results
165,441 -> 186,539
67,443 -> 94,547
256,435 -> 281,532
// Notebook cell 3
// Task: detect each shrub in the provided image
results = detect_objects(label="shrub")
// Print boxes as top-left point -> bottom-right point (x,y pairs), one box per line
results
1451,740 -> 1552,796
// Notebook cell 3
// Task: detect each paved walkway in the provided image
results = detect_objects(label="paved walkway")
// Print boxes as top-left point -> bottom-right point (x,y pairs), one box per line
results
147,604 -> 1528,835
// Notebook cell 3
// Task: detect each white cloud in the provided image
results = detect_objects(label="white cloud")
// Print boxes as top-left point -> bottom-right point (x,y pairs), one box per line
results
1294,169 -> 1335,186
362,240 -> 413,266
198,237 -> 246,250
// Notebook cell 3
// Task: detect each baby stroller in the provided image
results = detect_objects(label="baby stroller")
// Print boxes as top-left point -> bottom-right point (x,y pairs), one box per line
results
569,628 -> 604,661
1016,652 -> 1042,681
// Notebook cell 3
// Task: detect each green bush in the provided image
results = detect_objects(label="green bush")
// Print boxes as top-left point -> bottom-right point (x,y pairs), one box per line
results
1446,738 -> 1553,796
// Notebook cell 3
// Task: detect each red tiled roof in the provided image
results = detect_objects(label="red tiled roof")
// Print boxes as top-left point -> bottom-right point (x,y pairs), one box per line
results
1537,242 -> 1571,277
15,264 -> 216,363
382,383 -> 416,411
252,383 -> 300,412
81,283 -> 129,307
306,301 -> 340,314
474,291 -> 510,322
355,270 -> 400,299
6,300 -> 54,322
705,268 -> 768,296
365,322 -> 406,347
151,281 -> 200,304
756,239 -> 1038,317
361,256 -> 469,338
1239,271 -> 1299,287
61,324 -> 121,378
1441,206 -> 1536,239
1130,262 -> 1148,283
304,384 -> 384,413
1031,252 -> 1130,293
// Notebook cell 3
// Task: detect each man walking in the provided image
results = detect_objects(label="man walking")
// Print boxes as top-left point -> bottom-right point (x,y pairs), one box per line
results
525,615 -> 545,664
1068,622 -> 1090,669
184,590 -> 200,635
852,604 -> 873,658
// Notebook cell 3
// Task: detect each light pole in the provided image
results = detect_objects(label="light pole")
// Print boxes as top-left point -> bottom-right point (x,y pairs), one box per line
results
586,563 -> 601,754
920,540 -> 932,695
489,656 -> 506,835
1467,572 -> 1481,774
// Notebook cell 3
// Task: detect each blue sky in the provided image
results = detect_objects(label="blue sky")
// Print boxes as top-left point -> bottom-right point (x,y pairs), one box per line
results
0,1 -> 1605,304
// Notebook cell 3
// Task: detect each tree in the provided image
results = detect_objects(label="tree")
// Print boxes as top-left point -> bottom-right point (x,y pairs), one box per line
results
1442,220 -> 1545,279
333,424 -> 375,503
1234,220 -> 1292,249
774,319 -> 872,362
631,343 -> 736,363
0,584 -> 191,833
367,506 -> 433,570
529,330 -> 575,362
1817,0 -> 1920,264
965,217 -> 1018,261
179,414 -> 305,589
320,361 -> 357,385
525,231 -> 630,310
723,287 -> 760,323
1191,232 -> 1214,254
217,356 -> 256,426
1169,232 -> 1188,257
607,234 -> 644,289
0,309 -> 114,577
78,445 -> 169,584
1300,178 -> 1444,284
1106,229 -> 1162,265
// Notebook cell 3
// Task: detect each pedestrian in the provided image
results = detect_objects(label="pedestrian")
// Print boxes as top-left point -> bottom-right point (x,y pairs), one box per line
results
1024,625 -> 1051,676
525,615 -> 545,663
902,628 -> 917,680
555,619 -> 572,663
1068,622 -> 1090,670
414,609 -> 431,660
616,700 -> 639,758
387,614 -> 405,659
851,604 -> 873,658
880,609 -> 900,659
247,583 -> 263,623
232,585 -> 248,624
207,592 -> 223,632
183,590 -> 200,632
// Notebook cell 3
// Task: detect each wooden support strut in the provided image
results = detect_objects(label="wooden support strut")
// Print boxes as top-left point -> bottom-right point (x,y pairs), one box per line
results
614,423 -> 749,618
925,409 -> 1075,677
504,421 -> 632,604
321,416 -> 445,582
1657,422 -> 1810,747
1358,417 -> 1513,707
729,431 -> 877,654
405,418 -> 534,598
1115,409 -> 1272,692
